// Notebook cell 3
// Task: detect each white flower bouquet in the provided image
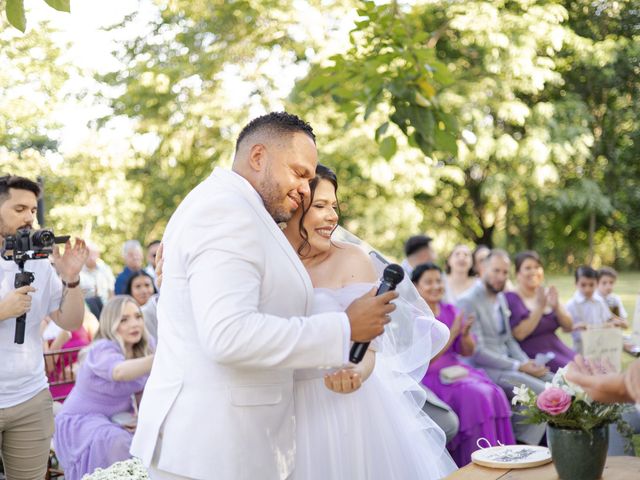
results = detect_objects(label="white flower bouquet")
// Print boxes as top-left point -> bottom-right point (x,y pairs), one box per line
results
81,458 -> 149,480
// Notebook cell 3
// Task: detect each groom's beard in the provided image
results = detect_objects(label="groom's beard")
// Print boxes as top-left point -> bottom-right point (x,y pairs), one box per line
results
259,177 -> 294,224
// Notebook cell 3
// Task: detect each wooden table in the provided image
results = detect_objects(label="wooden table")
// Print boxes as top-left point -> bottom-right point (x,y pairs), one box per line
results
445,456 -> 640,480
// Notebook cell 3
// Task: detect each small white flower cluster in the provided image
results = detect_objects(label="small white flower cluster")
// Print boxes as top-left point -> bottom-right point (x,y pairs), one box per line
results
511,367 -> 592,407
545,367 -> 590,404
511,384 -> 534,406
81,458 -> 149,480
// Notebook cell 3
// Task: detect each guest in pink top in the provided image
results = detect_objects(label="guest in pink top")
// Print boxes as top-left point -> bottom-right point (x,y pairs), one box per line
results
44,308 -> 99,401
413,263 -> 514,466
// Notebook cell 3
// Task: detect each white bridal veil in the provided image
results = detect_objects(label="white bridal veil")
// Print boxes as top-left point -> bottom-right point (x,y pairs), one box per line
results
332,226 -> 450,404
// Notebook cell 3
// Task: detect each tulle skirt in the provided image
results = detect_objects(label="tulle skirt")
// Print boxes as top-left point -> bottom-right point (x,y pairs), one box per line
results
293,368 -> 457,480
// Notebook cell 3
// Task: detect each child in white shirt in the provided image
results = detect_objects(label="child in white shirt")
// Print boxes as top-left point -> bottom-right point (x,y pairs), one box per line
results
596,266 -> 628,322
567,265 -> 623,353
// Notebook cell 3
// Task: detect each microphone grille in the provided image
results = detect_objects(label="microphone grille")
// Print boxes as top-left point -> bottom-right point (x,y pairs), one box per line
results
382,263 -> 404,286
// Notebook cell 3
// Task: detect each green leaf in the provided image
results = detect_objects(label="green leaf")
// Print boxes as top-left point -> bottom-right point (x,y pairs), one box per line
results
436,112 -> 459,132
363,90 -> 382,120
390,111 -> 409,135
414,132 -> 434,154
429,60 -> 454,85
408,106 -> 435,135
303,74 -> 331,95
6,0 -> 26,32
434,128 -> 458,155
44,0 -> 71,12
374,122 -> 389,141
379,136 -> 397,160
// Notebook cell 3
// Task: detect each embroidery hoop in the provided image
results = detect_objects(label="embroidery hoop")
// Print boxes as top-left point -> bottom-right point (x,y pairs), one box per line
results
471,438 -> 552,469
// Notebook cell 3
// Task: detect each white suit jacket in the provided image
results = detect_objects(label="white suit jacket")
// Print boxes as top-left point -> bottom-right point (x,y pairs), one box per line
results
130,168 -> 347,479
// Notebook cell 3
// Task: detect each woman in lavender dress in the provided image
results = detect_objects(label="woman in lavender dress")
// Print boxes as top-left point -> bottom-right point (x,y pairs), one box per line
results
505,251 -> 575,372
53,295 -> 155,480
413,263 -> 514,466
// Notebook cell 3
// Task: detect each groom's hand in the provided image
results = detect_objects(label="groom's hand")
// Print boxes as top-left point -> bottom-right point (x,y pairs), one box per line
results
346,287 -> 397,342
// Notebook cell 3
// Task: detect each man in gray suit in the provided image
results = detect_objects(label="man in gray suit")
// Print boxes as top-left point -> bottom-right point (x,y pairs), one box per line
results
457,249 -> 551,445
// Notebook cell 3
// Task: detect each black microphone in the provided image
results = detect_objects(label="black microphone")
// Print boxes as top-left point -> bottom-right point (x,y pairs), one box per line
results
349,263 -> 404,364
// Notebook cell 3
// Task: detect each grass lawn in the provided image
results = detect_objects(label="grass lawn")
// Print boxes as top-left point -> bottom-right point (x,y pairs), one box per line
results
544,271 -> 640,454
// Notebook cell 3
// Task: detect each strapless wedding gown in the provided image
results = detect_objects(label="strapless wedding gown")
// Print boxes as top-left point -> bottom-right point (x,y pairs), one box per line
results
293,283 -> 457,479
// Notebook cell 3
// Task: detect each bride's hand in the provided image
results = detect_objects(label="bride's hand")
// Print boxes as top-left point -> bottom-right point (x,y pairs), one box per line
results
324,369 -> 362,394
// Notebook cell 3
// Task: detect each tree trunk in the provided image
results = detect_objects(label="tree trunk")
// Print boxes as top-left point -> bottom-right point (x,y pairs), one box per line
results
526,194 -> 535,250
626,227 -> 640,270
477,225 -> 495,248
588,211 -> 596,264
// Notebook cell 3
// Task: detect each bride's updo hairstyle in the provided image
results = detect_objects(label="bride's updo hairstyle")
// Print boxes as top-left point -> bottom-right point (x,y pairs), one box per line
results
296,164 -> 341,256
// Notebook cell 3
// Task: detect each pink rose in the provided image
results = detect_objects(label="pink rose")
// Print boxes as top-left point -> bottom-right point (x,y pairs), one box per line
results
536,387 -> 572,415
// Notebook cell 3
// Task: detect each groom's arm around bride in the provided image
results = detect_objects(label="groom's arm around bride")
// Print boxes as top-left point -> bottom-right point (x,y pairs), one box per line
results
130,112 -> 396,480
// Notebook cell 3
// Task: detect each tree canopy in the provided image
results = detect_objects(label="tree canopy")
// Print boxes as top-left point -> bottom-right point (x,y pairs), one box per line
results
2,0 -> 639,270
3,0 -> 70,32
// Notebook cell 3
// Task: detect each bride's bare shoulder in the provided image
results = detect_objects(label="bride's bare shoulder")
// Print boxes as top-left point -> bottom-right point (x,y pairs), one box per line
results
330,241 -> 377,283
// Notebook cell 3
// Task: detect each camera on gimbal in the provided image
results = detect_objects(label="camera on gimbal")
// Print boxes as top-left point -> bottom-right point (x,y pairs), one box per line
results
1,228 -> 70,344
1,228 -> 69,263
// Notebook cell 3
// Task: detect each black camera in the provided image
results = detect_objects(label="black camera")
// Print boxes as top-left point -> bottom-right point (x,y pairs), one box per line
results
1,228 -> 69,263
1,228 -> 69,344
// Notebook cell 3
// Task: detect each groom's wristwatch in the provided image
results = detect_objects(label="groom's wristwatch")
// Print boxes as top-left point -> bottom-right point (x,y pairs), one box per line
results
61,277 -> 81,288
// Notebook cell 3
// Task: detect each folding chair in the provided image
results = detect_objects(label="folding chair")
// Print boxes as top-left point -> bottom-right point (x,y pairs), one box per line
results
44,346 -> 83,480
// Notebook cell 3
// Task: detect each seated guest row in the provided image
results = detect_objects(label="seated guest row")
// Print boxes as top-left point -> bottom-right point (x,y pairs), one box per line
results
412,262 -> 514,466
409,245 -> 634,465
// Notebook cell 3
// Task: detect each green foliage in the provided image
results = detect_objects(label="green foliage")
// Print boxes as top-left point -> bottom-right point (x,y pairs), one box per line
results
0,19 -> 142,269
101,0 -> 361,243
3,0 -> 70,32
520,396 -> 623,431
43,0 -> 70,12
551,0 -> 640,268
6,0 -> 26,32
296,0 -> 576,254
2,0 -> 630,268
295,0 -> 457,160
294,0 -> 640,266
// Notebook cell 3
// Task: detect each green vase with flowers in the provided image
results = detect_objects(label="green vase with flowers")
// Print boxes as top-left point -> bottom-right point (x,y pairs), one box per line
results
512,367 -> 632,480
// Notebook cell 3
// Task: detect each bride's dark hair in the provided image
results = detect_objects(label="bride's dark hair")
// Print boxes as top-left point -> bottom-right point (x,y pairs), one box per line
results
297,164 -> 341,256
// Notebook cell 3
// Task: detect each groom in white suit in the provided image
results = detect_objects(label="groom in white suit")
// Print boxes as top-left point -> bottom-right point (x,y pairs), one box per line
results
130,112 -> 398,480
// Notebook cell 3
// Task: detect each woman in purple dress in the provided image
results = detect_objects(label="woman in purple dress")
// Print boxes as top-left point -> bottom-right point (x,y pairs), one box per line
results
54,295 -> 155,480
413,263 -> 514,466
505,251 -> 575,372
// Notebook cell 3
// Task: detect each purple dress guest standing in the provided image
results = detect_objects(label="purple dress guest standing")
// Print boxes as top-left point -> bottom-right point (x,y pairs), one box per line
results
505,291 -> 575,372
422,303 -> 515,466
53,339 -> 150,480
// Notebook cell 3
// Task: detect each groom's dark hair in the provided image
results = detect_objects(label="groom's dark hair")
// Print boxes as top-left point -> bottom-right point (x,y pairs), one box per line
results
235,112 -> 316,151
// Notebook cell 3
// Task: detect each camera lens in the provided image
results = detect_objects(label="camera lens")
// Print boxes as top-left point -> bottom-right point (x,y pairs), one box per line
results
32,229 -> 55,248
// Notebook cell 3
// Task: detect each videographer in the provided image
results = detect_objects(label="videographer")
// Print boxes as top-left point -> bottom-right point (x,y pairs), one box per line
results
0,175 -> 88,480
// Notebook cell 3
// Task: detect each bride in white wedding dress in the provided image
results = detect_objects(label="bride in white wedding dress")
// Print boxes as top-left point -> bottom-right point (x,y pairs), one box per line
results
282,165 -> 457,480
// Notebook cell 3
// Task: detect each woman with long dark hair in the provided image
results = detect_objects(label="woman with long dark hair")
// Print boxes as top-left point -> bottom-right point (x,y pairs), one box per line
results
282,165 -> 456,479
505,251 -> 574,372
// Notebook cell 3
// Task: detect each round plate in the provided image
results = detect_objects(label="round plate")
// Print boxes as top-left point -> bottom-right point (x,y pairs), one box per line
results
471,445 -> 552,469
